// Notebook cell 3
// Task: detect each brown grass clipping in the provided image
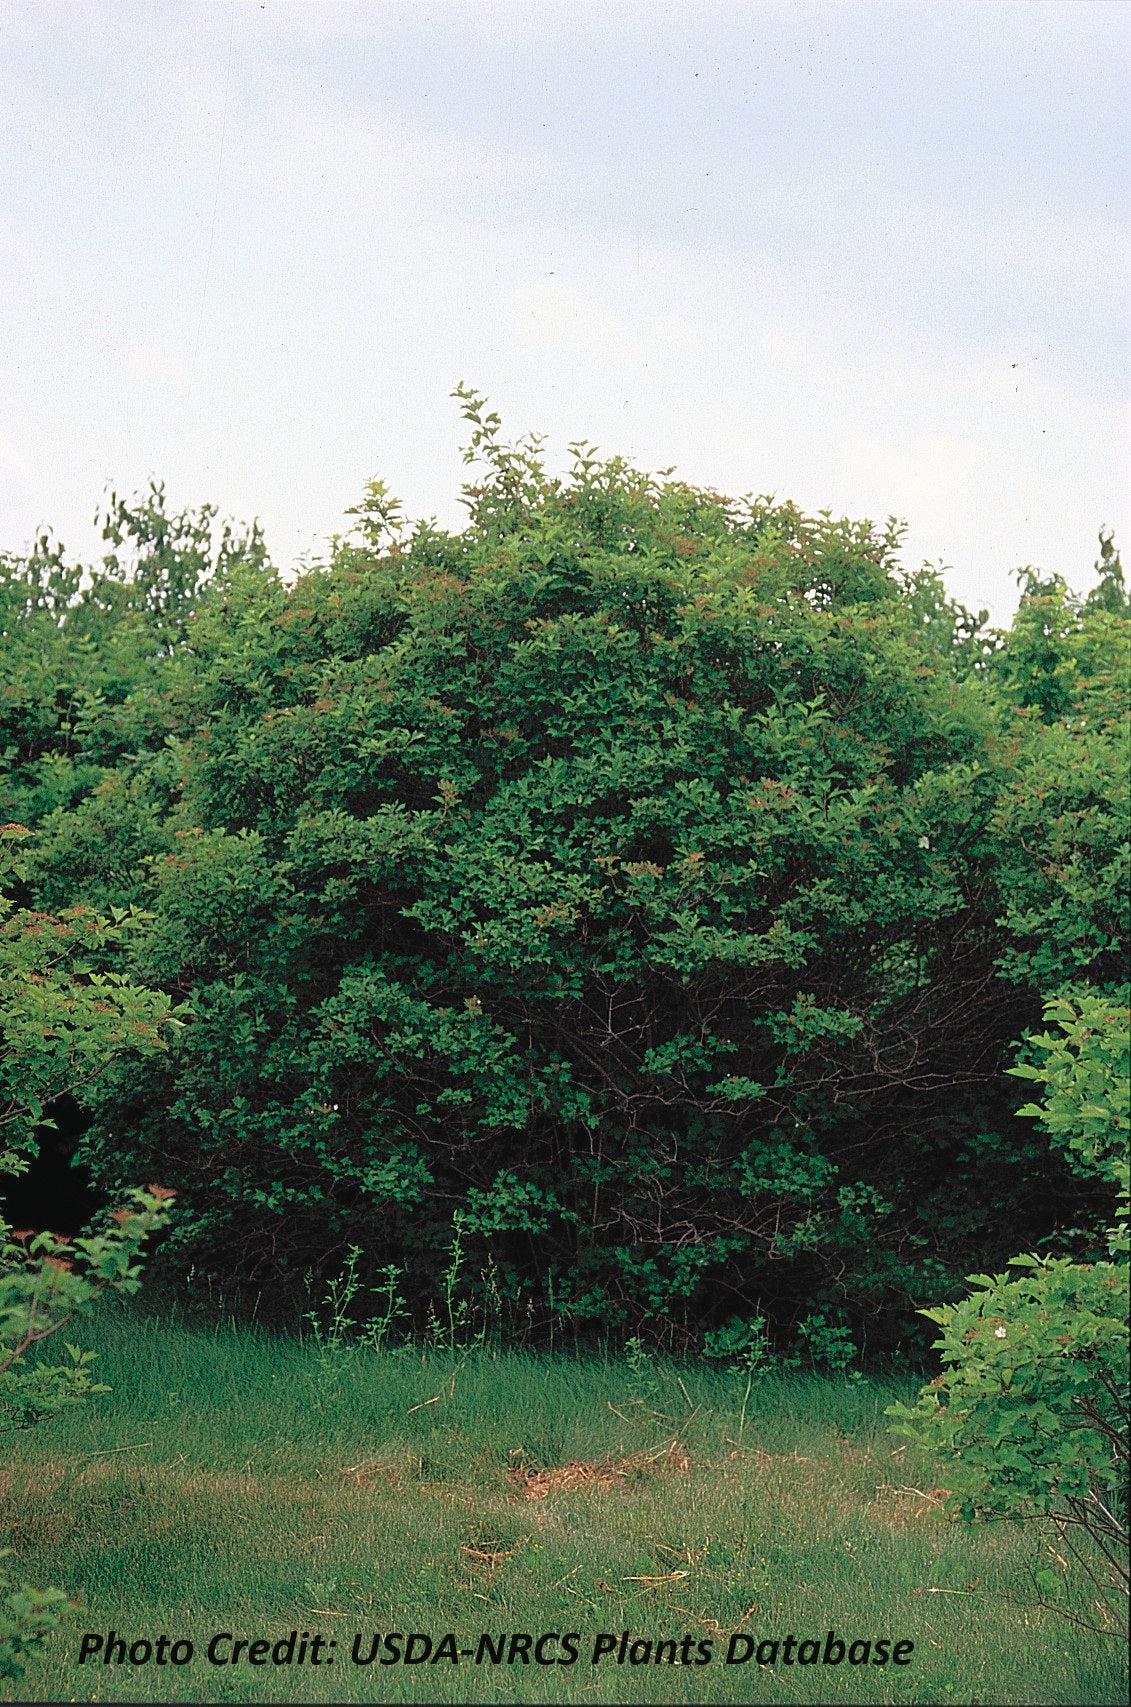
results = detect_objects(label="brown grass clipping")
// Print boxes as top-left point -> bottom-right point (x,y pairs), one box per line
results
869,1482 -> 951,1524
508,1440 -> 691,1501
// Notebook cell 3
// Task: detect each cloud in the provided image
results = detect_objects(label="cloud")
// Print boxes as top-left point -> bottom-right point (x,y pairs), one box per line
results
0,430 -> 40,489
0,4 -> 1123,622
127,342 -> 193,388
833,432 -> 984,527
170,68 -> 529,219
509,278 -> 700,368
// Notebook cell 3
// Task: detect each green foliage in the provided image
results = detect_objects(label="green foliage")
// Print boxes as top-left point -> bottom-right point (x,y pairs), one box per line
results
790,1311 -> 860,1375
620,1333 -> 661,1405
702,1313 -> 773,1445
5,399 -> 1127,1349
0,1189 -> 176,1430
0,1551 -> 68,1682
1008,991 -> 1130,1229
983,547 -> 1129,997
889,995 -> 1130,1636
1,823 -> 185,1173
888,1254 -> 1128,1634
989,722 -> 1129,994
990,555 -> 1129,725
702,1314 -> 773,1373
1087,526 -> 1128,618
0,484 -> 266,829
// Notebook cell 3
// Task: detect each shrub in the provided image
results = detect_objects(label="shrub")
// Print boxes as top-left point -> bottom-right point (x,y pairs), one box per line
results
1,822 -> 180,1678
0,1191 -> 176,1678
0,1554 -> 67,1681
889,994 -> 1129,1635
1,822 -> 185,1177
1,1189 -> 176,1430
1008,991 -> 1129,1213
13,403 -> 1129,1345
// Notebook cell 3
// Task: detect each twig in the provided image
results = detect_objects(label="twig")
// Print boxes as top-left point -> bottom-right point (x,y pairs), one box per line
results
73,1441 -> 152,1461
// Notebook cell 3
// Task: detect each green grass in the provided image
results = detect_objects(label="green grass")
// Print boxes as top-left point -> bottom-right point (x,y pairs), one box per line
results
2,1307 -> 1125,1705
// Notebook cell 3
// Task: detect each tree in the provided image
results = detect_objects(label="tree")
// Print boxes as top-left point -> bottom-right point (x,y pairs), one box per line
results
0,485 -> 266,829
1086,527 -> 1127,618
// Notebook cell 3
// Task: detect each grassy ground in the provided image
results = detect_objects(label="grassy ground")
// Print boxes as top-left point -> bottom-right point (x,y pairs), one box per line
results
1,1307 -> 1125,1705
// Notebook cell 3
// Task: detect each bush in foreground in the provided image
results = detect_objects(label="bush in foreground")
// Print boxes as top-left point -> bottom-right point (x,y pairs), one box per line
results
890,993 -> 1129,1636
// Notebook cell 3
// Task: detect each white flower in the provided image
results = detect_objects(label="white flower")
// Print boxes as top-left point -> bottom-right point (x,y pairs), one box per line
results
918,834 -> 930,849
994,1326 -> 1007,1339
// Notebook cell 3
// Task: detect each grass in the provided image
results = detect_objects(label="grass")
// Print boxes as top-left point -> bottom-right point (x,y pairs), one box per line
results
1,1305 -> 1126,1705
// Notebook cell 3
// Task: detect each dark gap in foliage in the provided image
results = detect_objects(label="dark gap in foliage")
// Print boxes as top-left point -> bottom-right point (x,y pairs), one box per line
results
3,1096 -> 102,1236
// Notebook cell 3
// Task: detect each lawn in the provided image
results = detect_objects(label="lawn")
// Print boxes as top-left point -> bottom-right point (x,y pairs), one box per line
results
1,1307 -> 1125,1705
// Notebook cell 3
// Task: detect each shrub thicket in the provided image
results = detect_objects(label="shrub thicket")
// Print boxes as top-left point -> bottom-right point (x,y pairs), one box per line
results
3,393 -> 1127,1351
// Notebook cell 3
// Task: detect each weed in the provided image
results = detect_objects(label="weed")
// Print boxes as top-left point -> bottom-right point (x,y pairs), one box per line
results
703,1315 -> 772,1445
789,1310 -> 859,1375
623,1335 -> 660,1404
357,1263 -> 411,1354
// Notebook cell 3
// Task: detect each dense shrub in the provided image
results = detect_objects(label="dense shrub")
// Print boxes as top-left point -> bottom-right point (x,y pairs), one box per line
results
9,395 -> 1129,1349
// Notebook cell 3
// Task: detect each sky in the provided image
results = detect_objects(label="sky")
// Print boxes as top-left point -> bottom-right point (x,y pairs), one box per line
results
1,0 -> 1127,621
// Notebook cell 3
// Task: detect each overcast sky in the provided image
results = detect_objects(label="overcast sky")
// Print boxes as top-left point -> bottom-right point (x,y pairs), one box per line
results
1,0 -> 1127,620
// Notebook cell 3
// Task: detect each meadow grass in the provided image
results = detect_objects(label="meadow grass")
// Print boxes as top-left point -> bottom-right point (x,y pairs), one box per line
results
1,1305 -> 1125,1705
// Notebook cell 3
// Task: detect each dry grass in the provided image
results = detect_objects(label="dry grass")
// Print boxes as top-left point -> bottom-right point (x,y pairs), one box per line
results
507,1439 -> 691,1500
